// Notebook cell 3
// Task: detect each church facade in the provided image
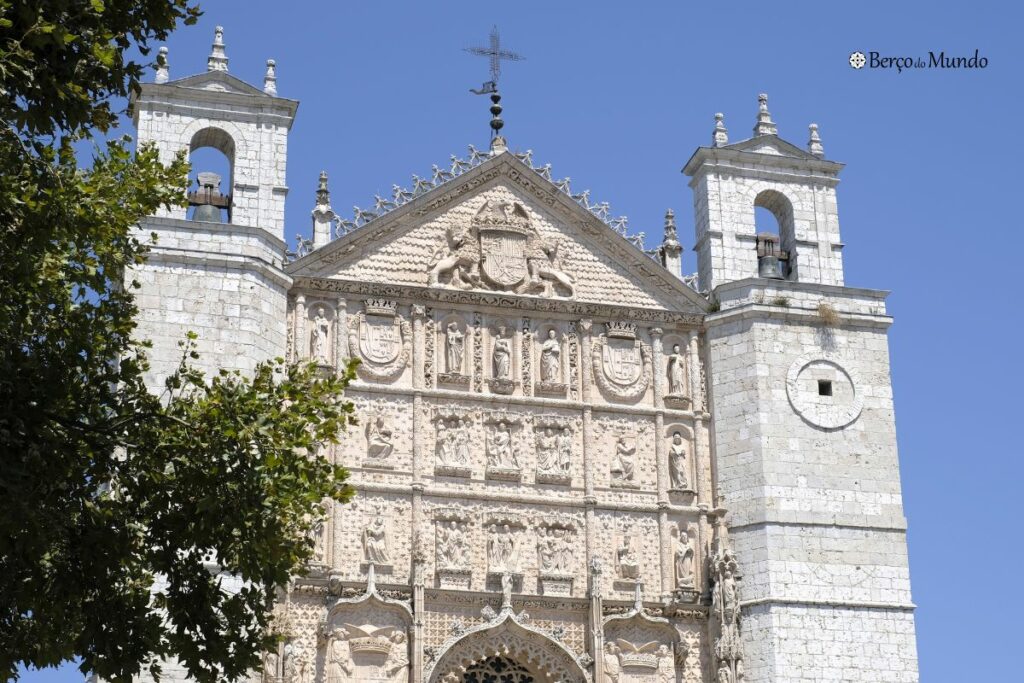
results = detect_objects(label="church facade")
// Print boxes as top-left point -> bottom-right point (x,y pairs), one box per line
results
128,28 -> 919,683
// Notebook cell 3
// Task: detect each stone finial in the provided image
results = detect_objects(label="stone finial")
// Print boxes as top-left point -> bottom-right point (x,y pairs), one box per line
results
311,171 -> 335,248
207,26 -> 228,72
712,112 -> 729,147
154,46 -> 170,84
663,209 -> 679,244
807,123 -> 824,157
263,59 -> 277,95
753,93 -> 777,137
490,135 -> 508,155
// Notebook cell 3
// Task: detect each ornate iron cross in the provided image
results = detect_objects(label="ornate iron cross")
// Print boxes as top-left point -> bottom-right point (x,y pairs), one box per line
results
465,25 -> 524,87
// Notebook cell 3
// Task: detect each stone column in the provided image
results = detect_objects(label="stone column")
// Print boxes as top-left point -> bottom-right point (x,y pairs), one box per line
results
651,328 -> 672,595
294,294 -> 306,361
588,560 -> 605,683
411,553 -> 425,683
412,305 -> 426,391
334,297 -> 347,368
688,331 -> 710,505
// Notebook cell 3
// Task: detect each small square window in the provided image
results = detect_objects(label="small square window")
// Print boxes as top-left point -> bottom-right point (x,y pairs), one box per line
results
817,380 -> 833,397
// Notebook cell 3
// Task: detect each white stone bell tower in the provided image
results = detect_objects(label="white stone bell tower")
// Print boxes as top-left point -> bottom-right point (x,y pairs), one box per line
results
129,27 -> 298,391
686,96 -> 920,681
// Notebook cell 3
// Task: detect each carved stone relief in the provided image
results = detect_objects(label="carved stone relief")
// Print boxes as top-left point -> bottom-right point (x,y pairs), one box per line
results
593,322 -> 652,401
434,410 -> 473,478
487,523 -> 521,575
438,318 -> 470,387
363,507 -> 392,569
615,529 -> 641,581
310,305 -> 331,363
427,199 -> 575,299
347,300 -> 411,381
534,418 -> 572,485
664,341 -> 692,410
364,414 -> 395,469
668,430 -> 690,491
489,323 -> 516,394
485,413 -> 522,481
610,434 -> 638,488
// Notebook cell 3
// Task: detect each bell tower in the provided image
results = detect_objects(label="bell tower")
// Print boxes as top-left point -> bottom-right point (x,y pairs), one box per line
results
687,96 -> 920,681
129,27 -> 298,391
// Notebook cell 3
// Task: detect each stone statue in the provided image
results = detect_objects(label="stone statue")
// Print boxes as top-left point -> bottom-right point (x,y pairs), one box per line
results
487,421 -> 518,469
610,435 -> 636,483
536,427 -> 559,472
445,321 -> 464,373
325,630 -> 352,683
616,534 -> 639,579
548,527 -> 572,573
488,523 -> 518,572
311,307 -> 330,361
603,641 -> 621,683
669,431 -> 688,490
674,529 -> 695,588
492,325 -> 512,379
455,418 -> 471,464
383,631 -> 409,679
717,661 -> 734,683
366,416 -> 394,460
539,329 -> 561,381
262,649 -> 280,683
557,426 -> 572,473
363,512 -> 390,564
435,419 -> 453,464
667,343 -> 686,396
437,520 -> 468,569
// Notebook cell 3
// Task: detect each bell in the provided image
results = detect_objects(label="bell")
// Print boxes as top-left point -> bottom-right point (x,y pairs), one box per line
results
755,232 -> 786,280
192,202 -> 222,223
758,254 -> 784,279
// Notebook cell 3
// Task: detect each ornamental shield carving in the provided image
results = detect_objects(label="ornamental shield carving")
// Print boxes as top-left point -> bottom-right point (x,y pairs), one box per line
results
480,229 -> 528,287
602,339 -> 642,386
358,315 -> 400,364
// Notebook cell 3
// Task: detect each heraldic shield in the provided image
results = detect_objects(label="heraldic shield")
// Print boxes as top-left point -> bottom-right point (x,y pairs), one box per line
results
358,315 -> 401,364
602,339 -> 642,386
474,200 -> 533,289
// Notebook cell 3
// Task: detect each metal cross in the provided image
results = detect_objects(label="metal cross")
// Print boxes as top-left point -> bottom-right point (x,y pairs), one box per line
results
465,25 -> 524,85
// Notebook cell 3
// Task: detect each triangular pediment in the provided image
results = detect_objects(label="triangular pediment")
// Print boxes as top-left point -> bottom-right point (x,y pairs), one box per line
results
723,134 -> 818,160
287,153 -> 707,316
167,70 -> 269,96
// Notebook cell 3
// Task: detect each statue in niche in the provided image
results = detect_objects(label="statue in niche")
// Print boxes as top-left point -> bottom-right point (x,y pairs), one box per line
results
366,416 -> 394,460
487,523 -> 518,572
311,307 -> 330,362
666,343 -> 687,396
616,533 -> 640,579
486,421 -> 518,469
539,329 -> 561,382
557,426 -> 572,472
674,528 -> 695,588
262,650 -> 279,683
610,435 -> 636,483
445,321 -> 464,373
455,418 -> 471,464
717,661 -> 734,683
669,431 -> 689,490
437,520 -> 468,569
286,647 -> 313,683
538,527 -> 556,573
603,641 -> 621,682
536,426 -> 559,473
436,418 -> 469,466
325,629 -> 352,683
539,527 -> 572,574
492,325 -> 512,379
363,511 -> 390,564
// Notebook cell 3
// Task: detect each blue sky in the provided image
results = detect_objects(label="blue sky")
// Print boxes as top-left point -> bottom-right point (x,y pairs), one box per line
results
19,1 -> 1021,681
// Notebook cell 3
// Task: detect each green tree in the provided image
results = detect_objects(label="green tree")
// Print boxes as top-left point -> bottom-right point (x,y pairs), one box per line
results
0,2 -> 356,681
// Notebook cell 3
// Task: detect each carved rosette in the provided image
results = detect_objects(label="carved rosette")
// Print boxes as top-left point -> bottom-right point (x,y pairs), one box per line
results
347,302 -> 412,382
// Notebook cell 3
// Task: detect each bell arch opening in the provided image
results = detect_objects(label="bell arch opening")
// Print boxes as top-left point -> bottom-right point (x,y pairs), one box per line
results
187,126 -> 236,223
753,189 -> 796,279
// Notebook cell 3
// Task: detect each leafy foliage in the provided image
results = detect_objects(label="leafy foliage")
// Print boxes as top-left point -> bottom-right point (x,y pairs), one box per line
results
0,1 -> 358,681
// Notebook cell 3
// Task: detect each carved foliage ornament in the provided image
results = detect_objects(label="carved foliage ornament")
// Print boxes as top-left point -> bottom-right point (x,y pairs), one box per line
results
348,300 -> 411,381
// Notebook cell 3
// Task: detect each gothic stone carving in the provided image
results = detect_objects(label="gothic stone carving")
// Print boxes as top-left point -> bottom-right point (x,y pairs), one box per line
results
535,417 -> 573,486
610,434 -> 638,489
664,342 -> 692,410
593,322 -> 652,401
362,508 -> 392,570
487,523 -> 522,576
347,301 -> 411,382
364,415 -> 395,469
310,306 -> 331,363
438,319 -> 470,386
434,410 -> 473,478
489,323 -> 517,394
428,200 -> 575,299
435,518 -> 472,589
668,430 -> 690,491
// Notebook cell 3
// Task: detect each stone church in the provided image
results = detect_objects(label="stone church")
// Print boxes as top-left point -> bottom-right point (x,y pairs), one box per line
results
128,27 -> 919,683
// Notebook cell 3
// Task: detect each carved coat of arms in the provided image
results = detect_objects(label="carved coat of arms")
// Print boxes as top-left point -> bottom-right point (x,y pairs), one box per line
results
428,200 -> 576,298
348,300 -> 411,382
592,323 -> 652,401
358,316 -> 400,364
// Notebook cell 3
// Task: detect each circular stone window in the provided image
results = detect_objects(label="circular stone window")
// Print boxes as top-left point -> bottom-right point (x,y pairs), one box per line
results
785,354 -> 864,429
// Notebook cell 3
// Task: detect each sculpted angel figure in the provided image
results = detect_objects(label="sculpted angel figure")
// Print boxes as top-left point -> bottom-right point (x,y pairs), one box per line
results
666,343 -> 687,396
325,630 -> 352,683
363,513 -> 390,564
539,329 -> 561,381
492,325 -> 512,379
366,416 -> 394,460
310,307 -> 330,361
669,431 -> 688,490
445,321 -> 464,373
610,435 -> 636,482
383,632 -> 409,679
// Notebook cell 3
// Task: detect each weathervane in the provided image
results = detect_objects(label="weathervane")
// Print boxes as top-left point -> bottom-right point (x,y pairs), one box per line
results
465,25 -> 524,140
